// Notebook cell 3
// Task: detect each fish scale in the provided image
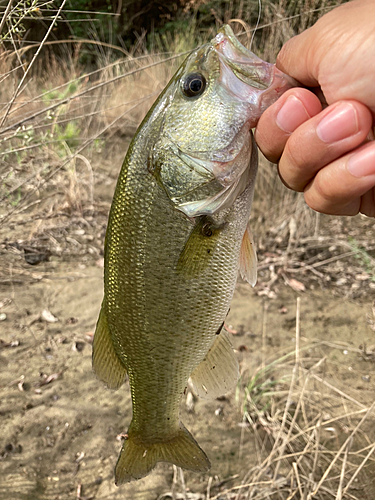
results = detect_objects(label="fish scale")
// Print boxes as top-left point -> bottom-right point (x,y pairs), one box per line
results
92,24 -> 298,484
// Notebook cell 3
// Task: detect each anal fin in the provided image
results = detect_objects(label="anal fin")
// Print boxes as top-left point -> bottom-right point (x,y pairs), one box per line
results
92,302 -> 127,389
190,328 -> 239,400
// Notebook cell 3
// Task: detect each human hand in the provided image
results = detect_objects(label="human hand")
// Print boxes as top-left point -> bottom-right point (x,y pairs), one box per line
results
255,0 -> 375,217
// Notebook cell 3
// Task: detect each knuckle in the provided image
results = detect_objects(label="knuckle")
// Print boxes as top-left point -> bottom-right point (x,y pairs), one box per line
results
304,176 -> 337,212
359,188 -> 375,218
279,140 -> 309,192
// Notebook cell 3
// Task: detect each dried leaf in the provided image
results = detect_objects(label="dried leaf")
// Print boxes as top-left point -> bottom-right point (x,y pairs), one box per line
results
0,339 -> 20,348
0,298 -> 11,309
85,332 -> 94,344
75,451 -> 85,463
257,288 -> 277,299
355,273 -> 370,281
37,372 -> 62,387
41,309 -> 59,323
287,278 -> 306,292
224,323 -> 238,335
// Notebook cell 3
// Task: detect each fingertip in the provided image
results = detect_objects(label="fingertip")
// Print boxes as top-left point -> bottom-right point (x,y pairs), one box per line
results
347,141 -> 375,178
303,142 -> 375,216
276,90 -> 322,134
255,88 -> 321,163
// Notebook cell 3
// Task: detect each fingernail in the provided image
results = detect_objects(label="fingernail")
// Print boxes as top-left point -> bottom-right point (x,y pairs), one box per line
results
347,143 -> 375,178
317,102 -> 358,143
276,95 -> 311,133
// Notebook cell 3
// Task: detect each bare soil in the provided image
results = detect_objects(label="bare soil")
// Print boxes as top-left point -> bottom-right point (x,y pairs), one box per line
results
1,259 -> 375,499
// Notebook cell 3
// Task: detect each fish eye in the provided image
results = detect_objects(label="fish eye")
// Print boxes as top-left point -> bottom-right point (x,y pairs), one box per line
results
182,72 -> 207,98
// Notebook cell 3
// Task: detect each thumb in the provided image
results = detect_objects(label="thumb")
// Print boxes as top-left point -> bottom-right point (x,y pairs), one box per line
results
276,27 -> 320,87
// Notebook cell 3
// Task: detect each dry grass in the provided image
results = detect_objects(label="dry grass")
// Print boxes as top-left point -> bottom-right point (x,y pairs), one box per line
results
0,32 -> 187,286
0,45 -> 184,214
232,303 -> 375,500
163,298 -> 375,500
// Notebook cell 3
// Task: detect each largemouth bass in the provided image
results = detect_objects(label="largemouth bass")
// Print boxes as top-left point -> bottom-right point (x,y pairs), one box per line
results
93,25 -> 297,484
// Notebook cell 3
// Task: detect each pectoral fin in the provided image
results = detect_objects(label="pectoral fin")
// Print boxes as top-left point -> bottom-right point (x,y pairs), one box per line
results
239,222 -> 257,286
92,302 -> 127,389
177,216 -> 224,278
190,328 -> 239,400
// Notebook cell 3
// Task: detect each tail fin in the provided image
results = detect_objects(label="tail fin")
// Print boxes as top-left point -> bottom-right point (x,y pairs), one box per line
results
115,424 -> 210,484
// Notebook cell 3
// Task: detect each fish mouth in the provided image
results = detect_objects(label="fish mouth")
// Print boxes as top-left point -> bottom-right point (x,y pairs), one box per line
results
212,25 -> 299,123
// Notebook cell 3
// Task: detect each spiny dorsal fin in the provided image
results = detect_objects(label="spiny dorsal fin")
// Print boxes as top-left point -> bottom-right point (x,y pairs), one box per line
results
189,328 -> 239,400
92,302 -> 127,390
115,423 -> 210,484
239,221 -> 257,287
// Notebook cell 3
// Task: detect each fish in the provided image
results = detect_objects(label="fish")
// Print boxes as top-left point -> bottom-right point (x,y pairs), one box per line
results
92,25 -> 298,484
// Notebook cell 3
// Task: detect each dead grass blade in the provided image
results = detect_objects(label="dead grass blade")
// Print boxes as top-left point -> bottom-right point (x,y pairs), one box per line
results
0,52 -> 187,136
312,403 -> 375,496
0,0 -> 68,128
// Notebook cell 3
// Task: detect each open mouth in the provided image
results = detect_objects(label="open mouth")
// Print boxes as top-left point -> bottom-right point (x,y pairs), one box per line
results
213,25 -> 274,90
212,25 -> 299,121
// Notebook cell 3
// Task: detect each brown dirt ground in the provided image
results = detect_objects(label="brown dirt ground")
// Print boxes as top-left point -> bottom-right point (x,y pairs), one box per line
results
1,261 -> 375,499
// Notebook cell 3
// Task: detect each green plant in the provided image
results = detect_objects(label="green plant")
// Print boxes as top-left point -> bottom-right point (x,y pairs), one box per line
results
42,80 -> 79,104
348,237 -> 375,280
54,121 -> 80,151
241,350 -> 297,416
0,0 -> 55,42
